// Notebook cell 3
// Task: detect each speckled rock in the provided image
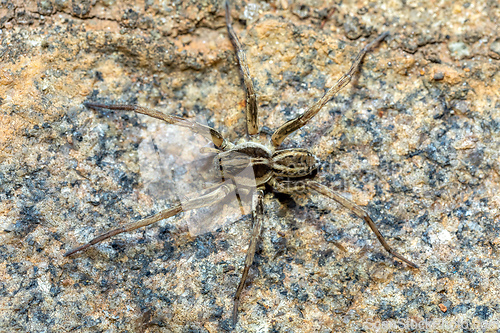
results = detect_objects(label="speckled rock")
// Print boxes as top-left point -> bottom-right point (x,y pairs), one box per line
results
1,0 -> 499,332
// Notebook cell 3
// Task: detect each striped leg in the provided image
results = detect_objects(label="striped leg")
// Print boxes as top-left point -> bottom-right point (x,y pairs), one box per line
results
84,103 -> 228,149
271,32 -> 389,147
225,0 -> 259,136
64,183 -> 236,257
232,189 -> 264,325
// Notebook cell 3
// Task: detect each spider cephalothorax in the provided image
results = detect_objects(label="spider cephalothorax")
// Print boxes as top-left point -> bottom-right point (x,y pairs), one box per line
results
65,0 -> 417,326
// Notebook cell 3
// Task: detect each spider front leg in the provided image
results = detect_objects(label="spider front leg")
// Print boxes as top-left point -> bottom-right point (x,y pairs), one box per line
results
271,32 -> 390,147
232,189 -> 264,325
225,0 -> 259,136
84,103 -> 228,149
64,183 -> 237,257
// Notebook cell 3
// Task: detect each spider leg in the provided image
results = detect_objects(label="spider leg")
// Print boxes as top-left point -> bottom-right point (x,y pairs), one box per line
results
305,180 -> 418,268
84,103 -> 228,149
269,178 -> 417,268
271,32 -> 389,147
64,183 -> 237,257
232,189 -> 264,325
225,0 -> 259,136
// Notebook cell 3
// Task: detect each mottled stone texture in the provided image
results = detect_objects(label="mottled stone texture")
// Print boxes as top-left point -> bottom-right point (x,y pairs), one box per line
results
1,0 -> 499,332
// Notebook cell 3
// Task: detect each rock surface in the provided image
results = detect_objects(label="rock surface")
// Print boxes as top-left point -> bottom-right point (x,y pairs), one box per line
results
0,0 -> 499,332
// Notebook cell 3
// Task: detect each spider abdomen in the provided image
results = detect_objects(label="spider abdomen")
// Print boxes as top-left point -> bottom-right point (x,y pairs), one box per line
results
271,149 -> 319,178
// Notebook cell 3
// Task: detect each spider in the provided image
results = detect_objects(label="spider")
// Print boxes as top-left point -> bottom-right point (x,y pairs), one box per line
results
65,0 -> 418,325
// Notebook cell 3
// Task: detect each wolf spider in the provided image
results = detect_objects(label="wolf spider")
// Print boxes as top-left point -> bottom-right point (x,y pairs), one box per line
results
65,0 -> 418,325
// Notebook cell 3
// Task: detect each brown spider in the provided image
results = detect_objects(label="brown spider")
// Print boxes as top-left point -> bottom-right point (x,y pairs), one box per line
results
65,0 -> 418,325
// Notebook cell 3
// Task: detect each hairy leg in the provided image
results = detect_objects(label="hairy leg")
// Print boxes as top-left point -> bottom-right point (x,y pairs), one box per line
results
64,183 -> 236,257
225,0 -> 259,136
232,189 -> 264,325
306,180 -> 417,268
84,103 -> 228,149
271,32 -> 389,147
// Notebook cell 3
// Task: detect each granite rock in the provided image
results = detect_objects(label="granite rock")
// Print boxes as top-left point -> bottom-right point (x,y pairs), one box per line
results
0,0 -> 499,332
